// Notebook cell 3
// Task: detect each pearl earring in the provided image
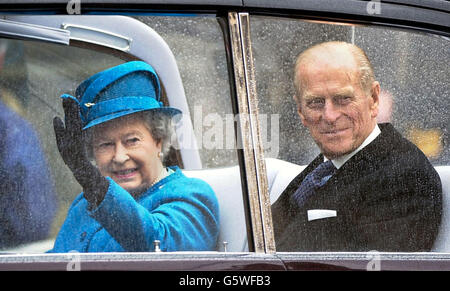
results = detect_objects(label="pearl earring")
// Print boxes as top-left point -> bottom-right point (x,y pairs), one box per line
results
158,152 -> 163,159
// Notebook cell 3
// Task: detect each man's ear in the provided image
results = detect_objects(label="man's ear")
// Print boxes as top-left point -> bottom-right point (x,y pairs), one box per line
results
370,81 -> 380,118
294,95 -> 307,125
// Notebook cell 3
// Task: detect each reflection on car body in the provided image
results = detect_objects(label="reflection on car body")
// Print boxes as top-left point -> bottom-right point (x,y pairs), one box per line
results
0,0 -> 448,271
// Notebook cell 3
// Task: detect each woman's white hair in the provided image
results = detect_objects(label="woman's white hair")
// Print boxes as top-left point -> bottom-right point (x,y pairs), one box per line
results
83,110 -> 177,164
138,110 -> 177,159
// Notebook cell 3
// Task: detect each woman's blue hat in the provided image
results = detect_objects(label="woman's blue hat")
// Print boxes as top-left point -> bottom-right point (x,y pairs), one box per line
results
61,61 -> 182,130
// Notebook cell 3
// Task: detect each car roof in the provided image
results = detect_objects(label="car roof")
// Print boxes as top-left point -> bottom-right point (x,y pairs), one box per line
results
4,0 -> 450,10
3,0 -> 448,33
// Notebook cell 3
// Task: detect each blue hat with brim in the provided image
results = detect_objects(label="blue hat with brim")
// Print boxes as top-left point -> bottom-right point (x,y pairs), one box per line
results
61,61 -> 182,130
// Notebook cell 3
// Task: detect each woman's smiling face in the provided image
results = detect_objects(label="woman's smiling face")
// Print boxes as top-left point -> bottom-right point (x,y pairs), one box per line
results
91,113 -> 163,195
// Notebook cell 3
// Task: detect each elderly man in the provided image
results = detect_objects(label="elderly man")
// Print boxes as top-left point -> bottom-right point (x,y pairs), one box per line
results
271,41 -> 442,252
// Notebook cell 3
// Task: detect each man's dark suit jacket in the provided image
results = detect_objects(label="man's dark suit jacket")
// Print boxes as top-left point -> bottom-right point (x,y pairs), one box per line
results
272,123 -> 442,252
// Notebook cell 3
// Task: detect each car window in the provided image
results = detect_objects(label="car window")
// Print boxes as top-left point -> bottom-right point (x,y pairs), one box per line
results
250,15 -> 449,252
134,16 -> 238,168
0,15 -> 248,253
0,38 -> 124,252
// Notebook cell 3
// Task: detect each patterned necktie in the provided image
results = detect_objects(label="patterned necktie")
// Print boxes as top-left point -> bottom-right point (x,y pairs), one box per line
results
292,160 -> 337,208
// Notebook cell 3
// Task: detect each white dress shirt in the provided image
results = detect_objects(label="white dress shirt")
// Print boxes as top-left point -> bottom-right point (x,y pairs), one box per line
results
324,124 -> 381,169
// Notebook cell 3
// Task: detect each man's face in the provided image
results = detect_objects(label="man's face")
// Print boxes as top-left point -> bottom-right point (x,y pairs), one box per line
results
296,60 -> 379,159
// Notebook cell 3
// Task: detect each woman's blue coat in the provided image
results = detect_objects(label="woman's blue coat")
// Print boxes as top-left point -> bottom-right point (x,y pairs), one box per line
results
48,167 -> 219,252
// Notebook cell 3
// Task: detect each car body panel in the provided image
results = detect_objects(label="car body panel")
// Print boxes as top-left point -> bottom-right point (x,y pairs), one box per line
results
0,252 -> 286,271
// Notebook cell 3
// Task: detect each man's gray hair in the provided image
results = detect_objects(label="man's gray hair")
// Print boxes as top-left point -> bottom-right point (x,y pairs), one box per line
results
293,41 -> 375,103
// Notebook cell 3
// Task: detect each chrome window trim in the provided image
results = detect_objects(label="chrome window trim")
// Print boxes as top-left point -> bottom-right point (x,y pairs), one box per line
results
60,22 -> 132,52
236,12 -> 275,254
228,11 -> 263,253
0,18 -> 69,44
228,12 -> 275,254
2,251 -> 450,270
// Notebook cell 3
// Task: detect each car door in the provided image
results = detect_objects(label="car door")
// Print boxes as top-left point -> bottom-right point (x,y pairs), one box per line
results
0,9 -> 283,270
245,0 -> 450,270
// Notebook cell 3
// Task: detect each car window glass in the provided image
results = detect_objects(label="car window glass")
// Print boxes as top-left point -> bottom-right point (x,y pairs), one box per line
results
134,16 -> 238,169
0,38 -> 124,252
250,15 -> 449,252
0,15 -> 247,253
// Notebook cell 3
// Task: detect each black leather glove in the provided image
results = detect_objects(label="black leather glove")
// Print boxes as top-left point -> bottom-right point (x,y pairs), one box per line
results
53,97 -> 109,206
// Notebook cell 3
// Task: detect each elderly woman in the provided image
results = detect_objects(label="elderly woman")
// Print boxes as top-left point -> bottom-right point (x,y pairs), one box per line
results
48,61 -> 219,252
